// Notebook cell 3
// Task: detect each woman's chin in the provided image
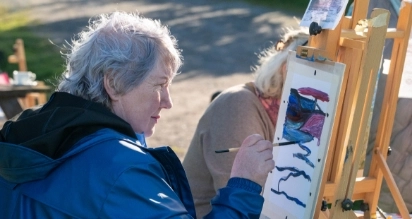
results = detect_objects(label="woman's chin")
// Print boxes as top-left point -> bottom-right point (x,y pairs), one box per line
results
144,129 -> 154,137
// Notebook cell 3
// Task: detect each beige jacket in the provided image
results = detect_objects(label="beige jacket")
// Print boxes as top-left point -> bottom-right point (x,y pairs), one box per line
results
182,83 -> 275,218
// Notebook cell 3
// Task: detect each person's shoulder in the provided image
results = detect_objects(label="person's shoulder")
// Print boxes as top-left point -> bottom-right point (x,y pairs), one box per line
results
223,83 -> 253,94
205,83 -> 261,114
215,83 -> 257,103
74,129 -> 158,166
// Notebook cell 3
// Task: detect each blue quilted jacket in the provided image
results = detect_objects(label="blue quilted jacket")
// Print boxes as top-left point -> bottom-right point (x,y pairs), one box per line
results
0,92 -> 264,218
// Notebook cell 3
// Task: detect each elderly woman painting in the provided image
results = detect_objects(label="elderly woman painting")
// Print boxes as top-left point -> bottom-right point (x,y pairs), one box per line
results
183,28 -> 310,218
0,12 -> 274,218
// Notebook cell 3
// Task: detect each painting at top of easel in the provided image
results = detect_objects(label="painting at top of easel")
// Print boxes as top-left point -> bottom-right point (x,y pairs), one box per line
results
261,51 -> 345,219
300,0 -> 349,29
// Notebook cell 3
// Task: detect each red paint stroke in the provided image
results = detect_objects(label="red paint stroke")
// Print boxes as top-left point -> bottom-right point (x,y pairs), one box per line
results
300,113 -> 325,146
298,87 -> 329,102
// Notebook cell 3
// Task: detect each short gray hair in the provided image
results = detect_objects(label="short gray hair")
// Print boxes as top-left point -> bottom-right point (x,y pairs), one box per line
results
58,11 -> 182,108
254,28 -> 308,98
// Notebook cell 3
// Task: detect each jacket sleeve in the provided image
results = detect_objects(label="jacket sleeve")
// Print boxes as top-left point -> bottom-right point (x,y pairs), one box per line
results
99,161 -> 194,219
100,160 -> 264,219
204,177 -> 264,219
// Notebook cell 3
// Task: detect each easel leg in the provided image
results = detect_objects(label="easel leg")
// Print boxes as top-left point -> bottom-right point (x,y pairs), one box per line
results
375,150 -> 410,218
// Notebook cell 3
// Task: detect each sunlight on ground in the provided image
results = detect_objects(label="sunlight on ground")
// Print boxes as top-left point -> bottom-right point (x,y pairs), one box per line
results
0,6 -> 30,31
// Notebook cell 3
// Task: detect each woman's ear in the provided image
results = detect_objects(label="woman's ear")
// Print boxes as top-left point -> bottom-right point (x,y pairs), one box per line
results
104,74 -> 119,101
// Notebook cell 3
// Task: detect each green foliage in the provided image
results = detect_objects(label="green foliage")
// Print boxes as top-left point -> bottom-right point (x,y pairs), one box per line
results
0,6 -> 63,86
244,0 -> 310,14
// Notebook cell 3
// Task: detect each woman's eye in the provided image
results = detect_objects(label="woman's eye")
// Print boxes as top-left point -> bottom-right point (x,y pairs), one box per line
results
154,82 -> 168,91
161,81 -> 172,88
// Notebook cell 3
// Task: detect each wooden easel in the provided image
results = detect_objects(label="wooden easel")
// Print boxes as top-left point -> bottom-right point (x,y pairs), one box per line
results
295,0 -> 412,218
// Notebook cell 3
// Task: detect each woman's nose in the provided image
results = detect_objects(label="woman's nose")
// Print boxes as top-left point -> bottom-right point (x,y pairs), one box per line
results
161,88 -> 173,109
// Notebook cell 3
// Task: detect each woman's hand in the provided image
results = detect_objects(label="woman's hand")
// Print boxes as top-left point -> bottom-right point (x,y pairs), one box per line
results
230,134 -> 275,187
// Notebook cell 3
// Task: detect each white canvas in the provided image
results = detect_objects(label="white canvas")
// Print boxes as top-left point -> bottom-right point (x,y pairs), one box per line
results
261,51 -> 345,219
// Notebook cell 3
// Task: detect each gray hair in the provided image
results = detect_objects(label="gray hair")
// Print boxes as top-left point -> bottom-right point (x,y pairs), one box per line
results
58,11 -> 182,108
254,28 -> 308,98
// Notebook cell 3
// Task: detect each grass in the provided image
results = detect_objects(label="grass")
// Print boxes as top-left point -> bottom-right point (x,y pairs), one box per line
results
0,6 -> 64,86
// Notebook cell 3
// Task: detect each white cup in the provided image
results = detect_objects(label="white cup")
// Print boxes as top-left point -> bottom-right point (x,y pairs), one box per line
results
13,71 -> 36,85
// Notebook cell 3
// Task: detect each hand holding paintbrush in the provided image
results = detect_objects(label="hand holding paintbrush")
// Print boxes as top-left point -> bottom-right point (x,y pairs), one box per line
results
229,134 -> 275,187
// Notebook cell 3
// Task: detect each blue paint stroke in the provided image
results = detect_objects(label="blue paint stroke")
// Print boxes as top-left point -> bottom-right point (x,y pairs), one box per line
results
275,166 -> 312,191
292,143 -> 314,168
293,153 -> 315,168
272,166 -> 310,208
283,122 -> 314,143
271,188 -> 306,208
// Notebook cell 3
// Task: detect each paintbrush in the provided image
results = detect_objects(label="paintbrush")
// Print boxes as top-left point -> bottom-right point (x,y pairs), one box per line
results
215,141 -> 299,153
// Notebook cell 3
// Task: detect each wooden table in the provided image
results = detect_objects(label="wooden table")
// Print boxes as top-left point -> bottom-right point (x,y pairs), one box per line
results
0,84 -> 52,119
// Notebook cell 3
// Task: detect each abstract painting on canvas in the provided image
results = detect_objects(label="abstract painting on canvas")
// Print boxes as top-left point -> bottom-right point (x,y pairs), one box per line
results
261,51 -> 345,219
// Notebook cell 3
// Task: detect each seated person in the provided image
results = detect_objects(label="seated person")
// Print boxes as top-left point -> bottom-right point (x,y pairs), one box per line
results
183,28 -> 309,218
0,11 -> 275,218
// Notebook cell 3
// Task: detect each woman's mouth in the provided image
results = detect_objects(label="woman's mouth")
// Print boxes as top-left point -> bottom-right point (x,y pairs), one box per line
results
152,115 -> 160,122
